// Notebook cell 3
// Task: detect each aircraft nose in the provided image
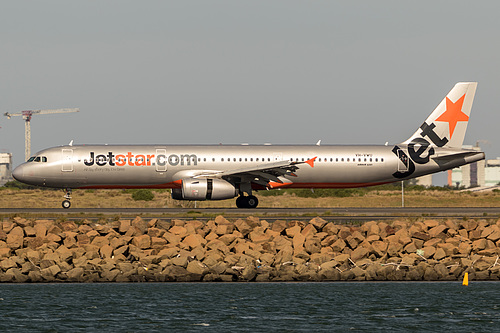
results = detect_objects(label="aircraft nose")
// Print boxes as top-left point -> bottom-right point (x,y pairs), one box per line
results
12,164 -> 24,182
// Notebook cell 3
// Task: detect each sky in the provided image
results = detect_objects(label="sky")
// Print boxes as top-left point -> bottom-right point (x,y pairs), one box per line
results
1,1 -> 499,185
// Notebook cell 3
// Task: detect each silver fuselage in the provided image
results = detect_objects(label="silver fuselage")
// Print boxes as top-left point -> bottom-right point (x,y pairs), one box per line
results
12,144 -> 484,189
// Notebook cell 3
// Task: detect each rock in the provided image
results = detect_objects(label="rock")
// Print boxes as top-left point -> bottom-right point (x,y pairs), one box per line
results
240,266 -> 257,281
338,226 -> 351,240
0,248 -> 11,258
285,225 -> 302,238
14,217 -> 32,228
433,248 -> 446,260
323,222 -> 339,235
182,234 -> 206,249
249,228 -> 272,244
131,216 -> 148,234
487,227 -> 500,242
132,235 -> 151,249
331,239 -> 346,252
7,226 -> 24,249
472,239 -> 488,251
0,258 -> 17,271
163,232 -> 181,245
351,266 -> 366,280
234,219 -> 252,236
351,247 -> 369,261
100,244 -> 114,259
5,268 -> 28,282
421,246 -> 436,259
292,233 -> 306,254
321,235 -> 338,247
371,240 -> 388,257
215,215 -> 230,225
304,238 -> 321,254
412,232 -> 430,241
186,260 -> 209,275
301,224 -> 317,238
169,226 -> 188,238
437,243 -> 458,256
423,267 -> 439,281
423,220 -> 440,229
206,239 -> 229,254
308,217 -> 327,230
216,224 -> 234,235
271,220 -> 288,233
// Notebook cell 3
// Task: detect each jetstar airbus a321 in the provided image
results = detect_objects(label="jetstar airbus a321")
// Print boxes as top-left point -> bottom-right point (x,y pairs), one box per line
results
12,82 -> 484,209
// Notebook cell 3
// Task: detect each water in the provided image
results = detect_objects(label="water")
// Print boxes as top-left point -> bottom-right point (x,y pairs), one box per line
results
0,282 -> 499,332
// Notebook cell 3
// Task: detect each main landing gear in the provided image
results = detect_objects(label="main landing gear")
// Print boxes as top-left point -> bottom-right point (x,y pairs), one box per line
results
62,188 -> 72,209
236,195 -> 259,209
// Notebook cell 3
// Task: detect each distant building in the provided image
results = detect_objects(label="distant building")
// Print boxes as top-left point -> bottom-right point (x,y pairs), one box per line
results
449,147 -> 500,188
0,153 -> 13,186
414,175 -> 433,187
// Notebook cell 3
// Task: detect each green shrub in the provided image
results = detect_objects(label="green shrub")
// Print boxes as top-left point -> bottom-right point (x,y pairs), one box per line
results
131,189 -> 155,201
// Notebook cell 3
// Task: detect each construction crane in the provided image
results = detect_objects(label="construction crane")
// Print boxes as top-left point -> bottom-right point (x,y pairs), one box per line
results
4,108 -> 79,161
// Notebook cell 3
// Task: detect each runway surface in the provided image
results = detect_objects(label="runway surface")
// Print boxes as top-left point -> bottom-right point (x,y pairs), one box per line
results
1,207 -> 499,222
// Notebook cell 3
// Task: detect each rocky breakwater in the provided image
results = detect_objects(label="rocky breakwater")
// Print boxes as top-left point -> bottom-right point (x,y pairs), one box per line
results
1,216 -> 500,282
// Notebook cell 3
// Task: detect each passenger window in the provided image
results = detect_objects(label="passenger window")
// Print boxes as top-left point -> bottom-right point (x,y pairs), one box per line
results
381,158 -> 384,162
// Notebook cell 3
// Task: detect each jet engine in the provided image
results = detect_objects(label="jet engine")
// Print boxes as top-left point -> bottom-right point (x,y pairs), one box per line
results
171,178 -> 238,200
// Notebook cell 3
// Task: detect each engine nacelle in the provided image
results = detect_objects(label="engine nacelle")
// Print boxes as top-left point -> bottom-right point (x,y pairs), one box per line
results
171,178 -> 238,201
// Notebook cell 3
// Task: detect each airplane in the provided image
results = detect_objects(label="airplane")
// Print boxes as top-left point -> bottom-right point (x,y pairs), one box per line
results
12,82 -> 484,209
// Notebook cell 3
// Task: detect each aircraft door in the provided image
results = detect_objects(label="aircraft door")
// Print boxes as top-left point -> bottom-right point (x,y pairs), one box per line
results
396,149 -> 409,172
62,149 -> 74,172
156,149 -> 167,172
273,152 -> 283,161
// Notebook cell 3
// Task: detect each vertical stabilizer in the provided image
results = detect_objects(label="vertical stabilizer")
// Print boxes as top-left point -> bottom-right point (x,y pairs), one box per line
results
403,82 -> 477,148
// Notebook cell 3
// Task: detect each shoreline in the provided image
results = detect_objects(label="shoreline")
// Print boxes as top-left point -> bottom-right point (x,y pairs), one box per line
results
1,215 -> 500,283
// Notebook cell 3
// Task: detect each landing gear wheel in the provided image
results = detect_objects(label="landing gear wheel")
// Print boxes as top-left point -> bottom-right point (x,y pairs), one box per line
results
236,196 -> 246,208
246,195 -> 259,209
62,188 -> 72,209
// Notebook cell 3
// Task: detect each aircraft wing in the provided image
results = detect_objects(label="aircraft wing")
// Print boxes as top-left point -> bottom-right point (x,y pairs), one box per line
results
196,157 -> 317,188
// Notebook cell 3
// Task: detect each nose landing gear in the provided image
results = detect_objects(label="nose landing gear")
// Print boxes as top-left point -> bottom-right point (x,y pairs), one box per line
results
62,188 -> 72,209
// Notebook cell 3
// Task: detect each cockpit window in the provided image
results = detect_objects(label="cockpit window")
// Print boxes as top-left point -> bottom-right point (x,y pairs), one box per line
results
27,156 -> 48,163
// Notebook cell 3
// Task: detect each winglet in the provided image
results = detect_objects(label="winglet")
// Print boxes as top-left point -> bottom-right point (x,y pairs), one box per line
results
305,156 -> 317,168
